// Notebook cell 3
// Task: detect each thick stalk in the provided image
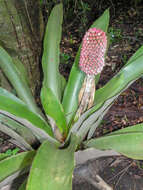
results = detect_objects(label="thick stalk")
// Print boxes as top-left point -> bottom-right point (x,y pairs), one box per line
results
74,74 -> 95,121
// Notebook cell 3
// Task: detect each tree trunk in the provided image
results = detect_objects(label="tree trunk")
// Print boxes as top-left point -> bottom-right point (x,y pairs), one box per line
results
0,0 -> 44,95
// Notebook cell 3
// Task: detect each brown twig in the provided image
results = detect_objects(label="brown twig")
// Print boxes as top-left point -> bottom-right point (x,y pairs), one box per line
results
108,161 -> 132,184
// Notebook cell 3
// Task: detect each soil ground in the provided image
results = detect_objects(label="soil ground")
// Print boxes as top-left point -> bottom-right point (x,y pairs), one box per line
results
1,1 -> 143,189
73,156 -> 143,190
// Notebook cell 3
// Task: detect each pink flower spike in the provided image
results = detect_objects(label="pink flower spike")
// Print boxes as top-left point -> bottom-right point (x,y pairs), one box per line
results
79,27 -> 107,75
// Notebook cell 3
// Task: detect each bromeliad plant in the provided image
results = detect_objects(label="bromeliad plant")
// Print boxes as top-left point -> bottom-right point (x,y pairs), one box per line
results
0,3 -> 143,190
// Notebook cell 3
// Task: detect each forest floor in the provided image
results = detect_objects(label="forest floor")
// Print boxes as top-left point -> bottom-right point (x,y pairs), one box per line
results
1,1 -> 143,189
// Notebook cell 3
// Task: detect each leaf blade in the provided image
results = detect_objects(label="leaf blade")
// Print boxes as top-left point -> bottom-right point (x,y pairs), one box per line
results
41,87 -> 67,135
0,151 -> 35,183
94,45 -> 143,105
0,88 -> 53,137
41,3 -> 63,100
85,130 -> 143,160
0,46 -> 41,115
26,135 -> 78,190
0,122 -> 33,150
0,114 -> 37,146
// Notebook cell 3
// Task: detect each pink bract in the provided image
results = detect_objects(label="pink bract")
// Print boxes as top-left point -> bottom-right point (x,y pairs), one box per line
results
79,27 -> 107,75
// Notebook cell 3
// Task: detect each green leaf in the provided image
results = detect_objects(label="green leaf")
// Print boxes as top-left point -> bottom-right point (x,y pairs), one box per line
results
0,110 -> 58,145
13,58 -> 30,87
94,45 -> 143,105
5,149 -> 13,156
62,49 -> 85,125
106,123 -> 143,135
41,86 -> 67,135
0,88 -> 53,138
0,46 -> 41,116
41,3 -> 63,101
62,9 -> 110,125
26,135 -> 78,190
0,151 -> 35,184
40,3 -> 67,137
11,148 -> 20,155
70,94 -> 115,142
87,94 -> 118,139
60,74 -> 67,94
124,45 -> 143,67
0,154 -> 10,161
0,122 -> 33,150
0,114 -> 37,147
85,125 -> 143,160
